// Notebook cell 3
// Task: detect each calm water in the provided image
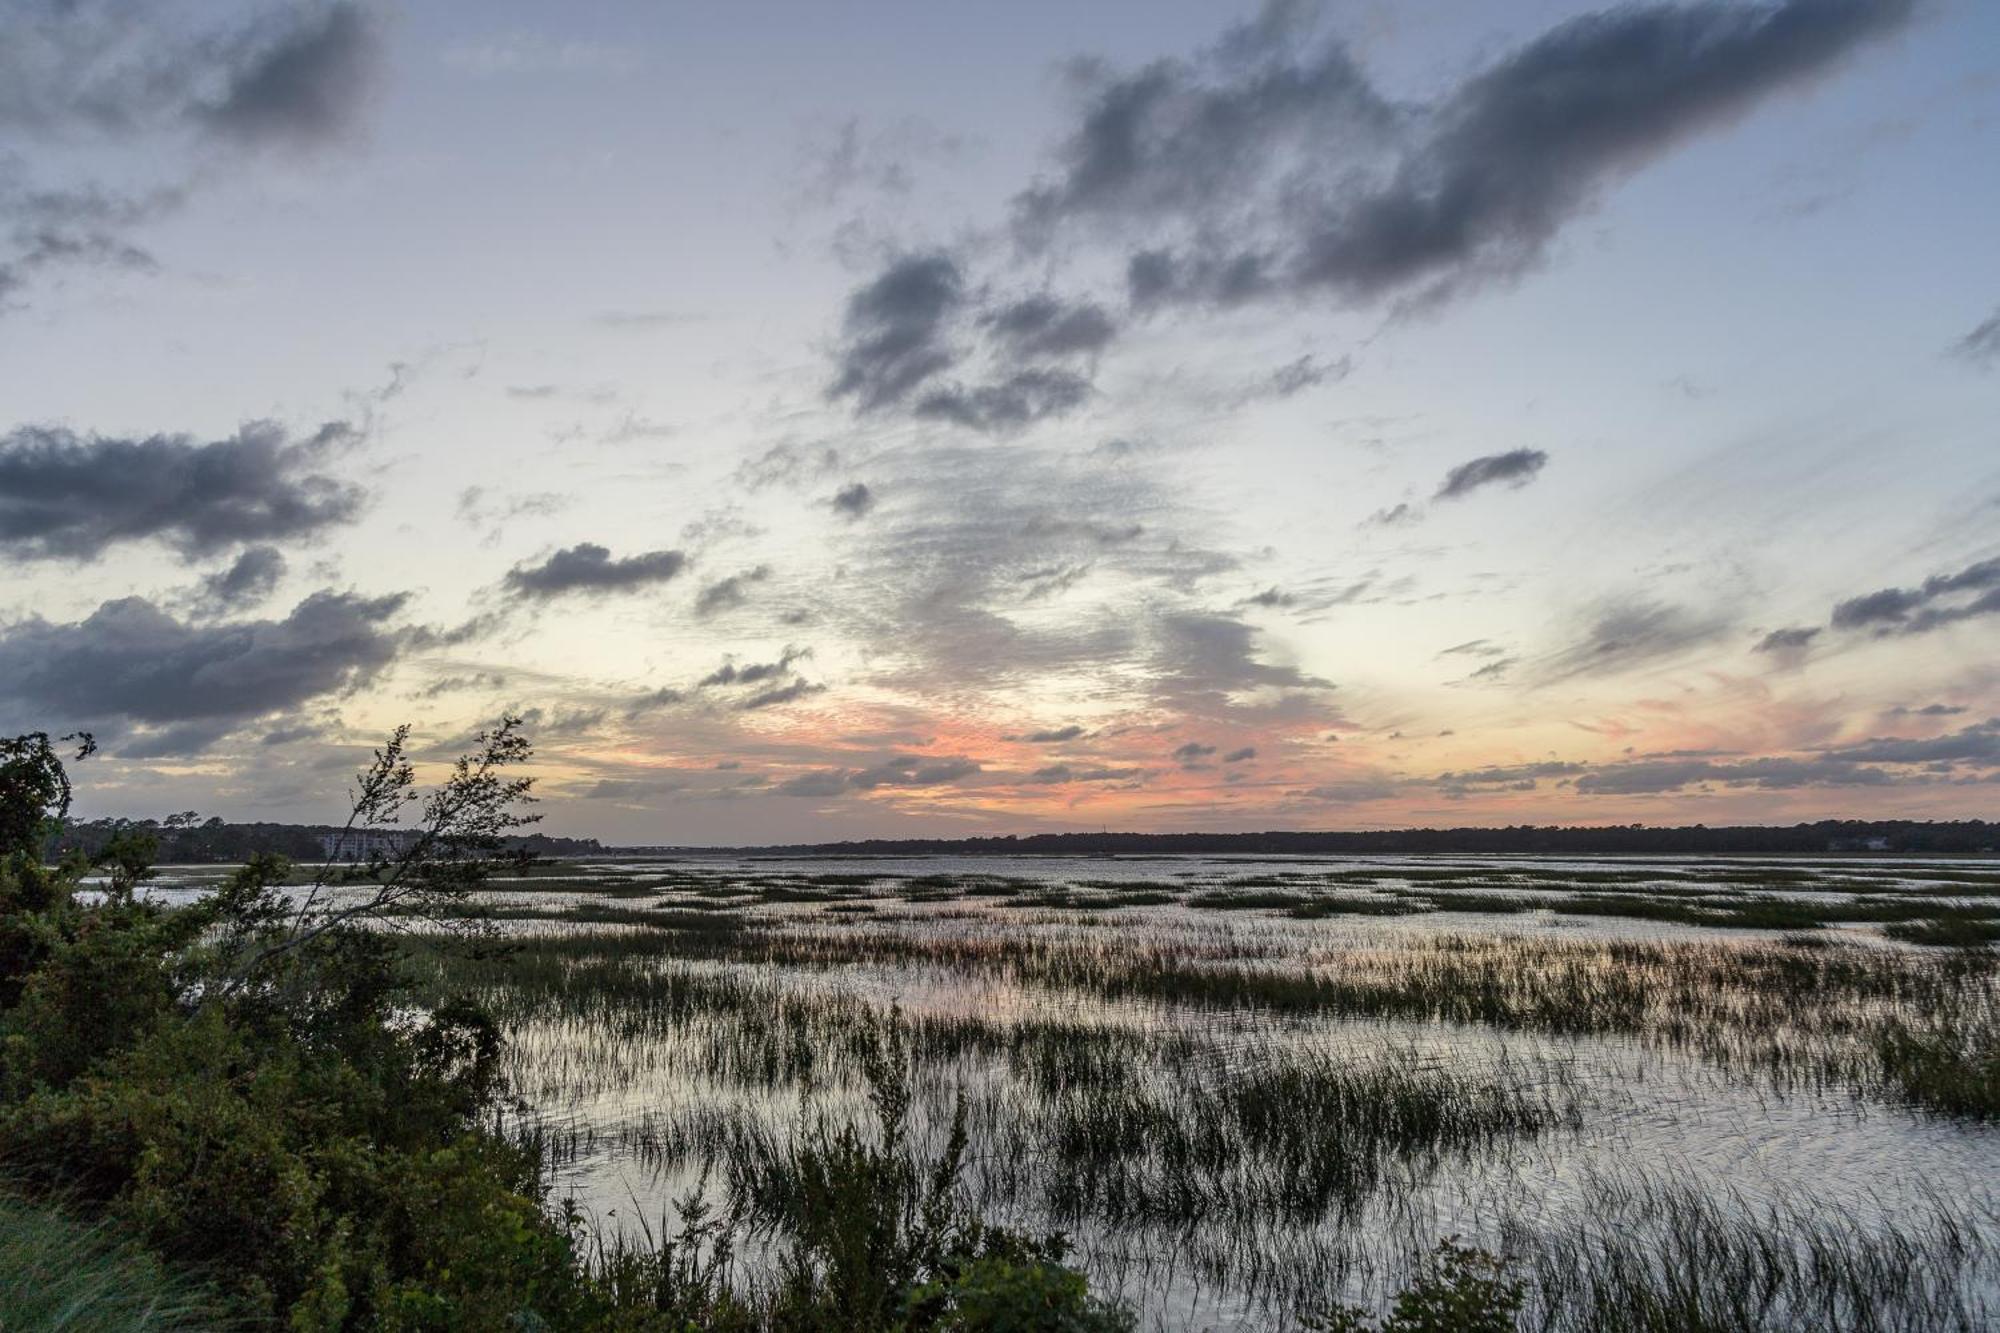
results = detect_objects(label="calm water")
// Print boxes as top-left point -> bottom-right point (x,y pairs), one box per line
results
136,852 -> 2000,1327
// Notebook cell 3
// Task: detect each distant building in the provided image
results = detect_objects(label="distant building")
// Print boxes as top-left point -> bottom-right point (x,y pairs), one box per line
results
1827,836 -> 1892,852
321,828 -> 421,862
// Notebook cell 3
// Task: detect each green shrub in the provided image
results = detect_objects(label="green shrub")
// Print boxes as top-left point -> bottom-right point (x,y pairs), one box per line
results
1310,1240 -> 1525,1332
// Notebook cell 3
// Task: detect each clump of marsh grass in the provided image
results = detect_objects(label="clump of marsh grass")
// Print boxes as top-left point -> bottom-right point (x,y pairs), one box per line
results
1504,1171 -> 1999,1332
0,1191 -> 233,1331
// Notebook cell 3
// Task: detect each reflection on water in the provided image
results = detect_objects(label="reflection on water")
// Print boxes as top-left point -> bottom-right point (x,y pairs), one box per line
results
144,852 -> 2000,1328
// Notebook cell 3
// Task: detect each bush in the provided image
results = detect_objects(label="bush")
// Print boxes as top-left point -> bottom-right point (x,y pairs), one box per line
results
0,724 -> 1131,1330
1309,1240 -> 1525,1332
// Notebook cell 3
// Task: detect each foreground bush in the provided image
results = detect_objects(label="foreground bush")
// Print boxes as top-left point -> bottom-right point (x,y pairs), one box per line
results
0,725 -> 1132,1331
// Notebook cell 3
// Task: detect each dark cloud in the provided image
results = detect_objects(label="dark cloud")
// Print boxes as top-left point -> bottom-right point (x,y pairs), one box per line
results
913,368 -> 1093,433
198,545 -> 287,612
827,266 -> 1106,436
0,420 -> 365,561
1950,308 -> 2000,369
982,294 -> 1119,359
1887,703 -> 1966,718
828,252 -> 966,410
1,2 -> 378,144
625,686 -> 685,716
776,754 -> 981,796
117,719 -> 240,760
831,482 -> 876,519
1172,741 -> 1217,763
0,589 -> 408,741
849,755 -> 981,788
1017,0 -> 1908,314
1014,18 -> 1394,251
1822,718 -> 2000,766
1013,724 -> 1088,744
1435,448 -> 1548,500
197,4 -> 380,148
0,4 -> 381,308
774,769 -> 852,798
1436,760 -> 1588,791
1754,625 -> 1821,653
582,777 -> 688,802
1831,557 -> 2000,635
1572,755 -> 1898,795
1029,763 -> 1138,784
1257,353 -> 1351,400
1222,746 -> 1257,763
1152,611 -> 1333,699
1538,599 -> 1731,682
737,679 -> 828,711
1243,587 -> 1295,609
699,647 -> 811,689
694,565 -> 772,617
504,543 -> 688,598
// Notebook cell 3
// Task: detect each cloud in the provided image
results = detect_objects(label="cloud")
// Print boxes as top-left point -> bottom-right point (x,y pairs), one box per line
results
775,754 -> 981,796
1822,718 -> 2000,766
694,565 -> 772,616
198,545 -> 287,612
1014,724 -> 1087,743
1254,353 -> 1351,400
1017,0 -> 1912,314
1950,307 -> 2000,368
737,679 -> 828,711
831,482 -> 876,519
1366,502 -> 1421,527
912,368 -> 1093,433
0,4 -> 380,310
1754,625 -> 1821,653
504,542 -> 688,598
982,294 -> 1119,359
197,3 -> 380,148
1151,610 -> 1333,699
0,420 -> 365,561
1223,746 -> 1257,763
0,590 -> 408,741
1172,741 -> 1217,764
1537,599 -> 1733,682
699,647 -> 811,689
774,769 -> 852,798
849,754 -> 981,788
828,252 -> 967,410
1572,755 -> 1898,795
1831,557 -> 2000,635
1028,763 -> 1138,784
1887,703 -> 1966,718
826,260 -> 1107,434
1434,448 -> 1548,500
0,2 -> 380,146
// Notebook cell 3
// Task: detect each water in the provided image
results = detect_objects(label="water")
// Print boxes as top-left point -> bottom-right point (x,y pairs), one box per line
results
136,852 -> 2000,1327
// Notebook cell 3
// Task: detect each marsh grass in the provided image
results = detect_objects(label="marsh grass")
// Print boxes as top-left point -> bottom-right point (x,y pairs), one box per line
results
384,856 -> 2000,1326
0,1192 -> 233,1331
1506,1172 -> 1998,1332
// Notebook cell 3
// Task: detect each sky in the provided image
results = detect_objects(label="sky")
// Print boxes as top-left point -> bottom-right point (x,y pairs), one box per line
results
1,0 -> 1997,844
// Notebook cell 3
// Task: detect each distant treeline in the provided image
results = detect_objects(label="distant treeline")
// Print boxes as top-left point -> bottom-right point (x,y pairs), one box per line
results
697,821 -> 2000,858
51,818 -> 602,864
